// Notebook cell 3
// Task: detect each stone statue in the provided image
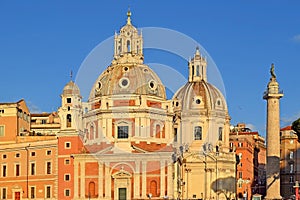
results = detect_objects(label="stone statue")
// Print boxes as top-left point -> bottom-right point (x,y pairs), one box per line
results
270,63 -> 276,79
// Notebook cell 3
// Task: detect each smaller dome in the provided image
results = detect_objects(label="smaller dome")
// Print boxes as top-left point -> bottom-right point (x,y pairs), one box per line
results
62,81 -> 80,96
173,81 -> 227,112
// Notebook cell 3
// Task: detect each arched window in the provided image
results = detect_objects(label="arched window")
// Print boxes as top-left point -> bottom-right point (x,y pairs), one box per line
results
218,127 -> 223,141
127,40 -> 130,52
196,65 -> 200,76
191,65 -> 194,77
88,181 -> 96,198
66,114 -> 72,128
155,124 -> 160,138
150,180 -> 158,197
194,126 -> 202,140
90,125 -> 94,140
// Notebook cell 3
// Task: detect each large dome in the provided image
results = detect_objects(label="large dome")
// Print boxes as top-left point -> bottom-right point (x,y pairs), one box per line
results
173,80 -> 227,112
89,63 -> 166,100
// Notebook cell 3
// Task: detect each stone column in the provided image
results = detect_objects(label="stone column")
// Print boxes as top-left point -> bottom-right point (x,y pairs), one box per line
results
105,162 -> 111,198
142,161 -> 147,197
98,162 -> 103,198
134,161 -> 140,198
160,160 -> 165,197
263,65 -> 283,200
80,161 -> 85,198
74,160 -> 79,198
167,163 -> 173,198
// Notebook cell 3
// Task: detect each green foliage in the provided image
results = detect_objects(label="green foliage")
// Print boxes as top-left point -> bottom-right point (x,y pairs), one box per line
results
292,118 -> 300,141
211,176 -> 236,200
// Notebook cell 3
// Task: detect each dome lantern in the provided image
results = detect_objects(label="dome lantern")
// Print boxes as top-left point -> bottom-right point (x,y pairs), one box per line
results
188,47 -> 207,82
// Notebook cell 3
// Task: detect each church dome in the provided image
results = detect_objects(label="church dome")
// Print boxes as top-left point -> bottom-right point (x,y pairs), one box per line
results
173,80 -> 227,112
62,80 -> 80,96
89,63 -> 166,99
173,47 -> 227,112
89,11 -> 166,100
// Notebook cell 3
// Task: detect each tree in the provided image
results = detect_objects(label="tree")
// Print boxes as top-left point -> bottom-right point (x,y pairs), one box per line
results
211,176 -> 236,200
292,118 -> 300,141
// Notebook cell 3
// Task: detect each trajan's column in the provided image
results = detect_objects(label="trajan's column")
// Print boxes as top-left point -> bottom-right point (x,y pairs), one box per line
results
263,64 -> 283,200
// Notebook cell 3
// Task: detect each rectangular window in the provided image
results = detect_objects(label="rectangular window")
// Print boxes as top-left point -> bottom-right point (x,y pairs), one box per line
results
65,189 -> 70,197
238,142 -> 243,147
15,153 -> 20,158
65,174 -> 70,181
239,171 -> 242,179
41,119 -> 47,124
174,128 -> 178,142
46,162 -> 51,174
46,186 -> 51,198
194,126 -> 202,140
0,109 -> 4,113
0,126 -> 4,137
65,159 -> 70,165
2,165 -> 6,177
290,151 -> 294,159
67,98 -> 72,103
2,154 -> 6,159
46,150 -> 51,155
31,163 -> 35,175
30,186 -> 35,199
117,126 -> 129,139
238,181 -> 242,188
31,152 -> 35,157
2,188 -> 6,199
15,164 -> 20,176
65,142 -> 71,149
218,127 -> 223,141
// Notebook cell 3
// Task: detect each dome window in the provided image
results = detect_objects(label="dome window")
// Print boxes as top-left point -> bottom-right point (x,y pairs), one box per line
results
217,100 -> 221,106
143,68 -> 149,73
123,66 -> 129,72
148,80 -> 157,90
119,77 -> 130,88
98,82 -> 102,89
175,102 -> 179,107
195,99 -> 201,104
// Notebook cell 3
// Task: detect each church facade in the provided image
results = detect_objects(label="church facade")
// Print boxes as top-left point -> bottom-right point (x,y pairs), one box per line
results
0,11 -> 236,200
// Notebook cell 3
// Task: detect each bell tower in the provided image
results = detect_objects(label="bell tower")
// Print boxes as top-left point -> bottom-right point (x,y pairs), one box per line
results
263,63 -> 283,200
58,79 -> 83,132
188,47 -> 207,82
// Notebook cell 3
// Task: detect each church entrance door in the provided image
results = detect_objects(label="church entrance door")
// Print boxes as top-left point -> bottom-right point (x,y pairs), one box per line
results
118,188 -> 127,200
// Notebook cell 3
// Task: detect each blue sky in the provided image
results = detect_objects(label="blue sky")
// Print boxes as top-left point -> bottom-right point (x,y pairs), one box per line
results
1,1 -> 300,136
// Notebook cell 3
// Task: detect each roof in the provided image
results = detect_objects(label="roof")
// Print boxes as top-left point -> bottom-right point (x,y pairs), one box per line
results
281,126 -> 292,131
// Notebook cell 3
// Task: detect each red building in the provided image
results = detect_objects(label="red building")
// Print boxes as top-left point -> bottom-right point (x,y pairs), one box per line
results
229,123 -> 266,200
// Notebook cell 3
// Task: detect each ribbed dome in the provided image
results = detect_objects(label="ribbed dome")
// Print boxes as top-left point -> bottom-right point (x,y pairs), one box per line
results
173,80 -> 227,112
62,81 -> 80,96
89,63 -> 166,100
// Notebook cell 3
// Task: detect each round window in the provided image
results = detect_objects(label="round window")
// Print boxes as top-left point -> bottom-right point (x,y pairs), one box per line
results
123,66 -> 129,72
119,77 -> 130,88
195,99 -> 201,104
148,80 -> 157,90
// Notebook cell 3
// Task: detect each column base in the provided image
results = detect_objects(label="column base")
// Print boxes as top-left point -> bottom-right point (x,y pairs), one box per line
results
264,195 -> 282,200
